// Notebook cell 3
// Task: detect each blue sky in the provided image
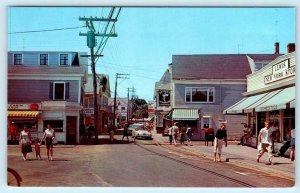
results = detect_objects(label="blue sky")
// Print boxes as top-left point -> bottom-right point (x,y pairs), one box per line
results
8,7 -> 295,101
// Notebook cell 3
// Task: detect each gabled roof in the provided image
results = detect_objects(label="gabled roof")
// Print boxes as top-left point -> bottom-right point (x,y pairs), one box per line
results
172,54 -> 281,80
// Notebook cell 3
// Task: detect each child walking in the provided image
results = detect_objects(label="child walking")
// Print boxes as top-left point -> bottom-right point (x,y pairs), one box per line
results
34,138 -> 41,160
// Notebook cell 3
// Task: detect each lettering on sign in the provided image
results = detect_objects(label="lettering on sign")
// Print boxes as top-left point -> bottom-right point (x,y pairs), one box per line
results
8,104 -> 30,110
264,60 -> 295,84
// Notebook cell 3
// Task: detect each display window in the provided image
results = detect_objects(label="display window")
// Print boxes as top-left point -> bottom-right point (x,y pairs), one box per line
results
43,120 -> 63,132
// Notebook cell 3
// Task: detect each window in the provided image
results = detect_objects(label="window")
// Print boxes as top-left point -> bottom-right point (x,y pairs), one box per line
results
49,82 -> 70,100
202,116 -> 212,129
254,62 -> 268,72
185,87 -> 215,103
121,107 -> 126,111
60,54 -> 68,65
40,54 -> 48,65
14,54 -> 22,65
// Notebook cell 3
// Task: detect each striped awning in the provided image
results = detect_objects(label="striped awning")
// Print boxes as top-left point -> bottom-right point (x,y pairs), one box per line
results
8,111 -> 40,118
255,86 -> 295,112
173,109 -> 199,121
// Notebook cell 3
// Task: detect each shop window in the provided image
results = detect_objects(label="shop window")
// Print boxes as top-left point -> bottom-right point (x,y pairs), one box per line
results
44,120 -> 63,132
185,87 -> 215,103
202,116 -> 212,129
49,82 -> 70,100
283,108 -> 295,141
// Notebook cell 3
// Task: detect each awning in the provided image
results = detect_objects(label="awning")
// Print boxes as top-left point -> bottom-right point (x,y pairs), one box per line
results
8,111 -> 40,118
224,92 -> 270,114
255,86 -> 295,112
290,99 -> 295,108
163,109 -> 199,121
243,90 -> 282,113
173,109 -> 199,120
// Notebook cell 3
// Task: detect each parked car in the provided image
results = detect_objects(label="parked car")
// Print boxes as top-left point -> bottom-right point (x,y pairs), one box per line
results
132,128 -> 153,140
127,123 -> 145,136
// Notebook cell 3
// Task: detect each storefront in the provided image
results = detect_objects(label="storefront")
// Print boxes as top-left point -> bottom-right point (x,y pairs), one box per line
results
163,108 -> 200,139
224,50 -> 295,149
7,103 -> 41,142
8,101 -> 82,144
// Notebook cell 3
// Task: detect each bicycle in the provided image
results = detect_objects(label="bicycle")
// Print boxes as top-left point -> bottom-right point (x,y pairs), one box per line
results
7,168 -> 22,186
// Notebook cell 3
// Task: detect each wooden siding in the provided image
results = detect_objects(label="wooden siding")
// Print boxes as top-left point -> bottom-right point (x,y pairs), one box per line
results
247,53 -> 295,92
7,51 -> 81,66
8,79 -> 80,103
174,83 -> 246,111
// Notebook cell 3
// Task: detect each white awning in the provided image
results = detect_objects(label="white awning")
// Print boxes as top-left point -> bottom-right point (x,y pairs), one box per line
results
224,93 -> 269,114
255,86 -> 295,112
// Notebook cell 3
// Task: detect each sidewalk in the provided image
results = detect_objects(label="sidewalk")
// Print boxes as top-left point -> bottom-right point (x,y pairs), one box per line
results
152,133 -> 295,180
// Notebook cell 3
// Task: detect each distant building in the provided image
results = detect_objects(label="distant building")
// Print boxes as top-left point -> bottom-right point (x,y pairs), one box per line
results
7,51 -> 88,144
108,97 -> 128,128
155,51 -> 281,140
84,74 -> 111,134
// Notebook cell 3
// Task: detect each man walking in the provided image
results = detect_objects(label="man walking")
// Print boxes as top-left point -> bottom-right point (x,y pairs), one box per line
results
257,121 -> 276,165
213,123 -> 227,162
171,122 -> 179,146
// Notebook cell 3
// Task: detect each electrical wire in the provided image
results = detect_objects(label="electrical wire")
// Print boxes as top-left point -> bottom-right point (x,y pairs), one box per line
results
9,26 -> 85,34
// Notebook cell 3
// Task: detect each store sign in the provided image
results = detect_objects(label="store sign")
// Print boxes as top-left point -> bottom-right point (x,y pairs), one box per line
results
83,108 -> 94,115
8,103 -> 40,110
264,60 -> 295,84
158,90 -> 170,106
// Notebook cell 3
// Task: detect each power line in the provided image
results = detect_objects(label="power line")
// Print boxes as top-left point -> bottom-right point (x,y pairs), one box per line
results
9,26 -> 85,34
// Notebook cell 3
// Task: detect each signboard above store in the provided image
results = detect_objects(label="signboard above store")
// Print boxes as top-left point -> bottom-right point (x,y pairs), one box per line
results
8,103 -> 40,110
264,59 -> 295,84
158,90 -> 171,106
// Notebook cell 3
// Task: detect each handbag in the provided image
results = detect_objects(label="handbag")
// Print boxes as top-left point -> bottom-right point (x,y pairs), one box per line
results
52,137 -> 58,145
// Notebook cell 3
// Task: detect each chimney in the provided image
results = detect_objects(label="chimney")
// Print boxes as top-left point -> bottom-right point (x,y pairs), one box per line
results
274,42 -> 280,54
287,43 -> 295,53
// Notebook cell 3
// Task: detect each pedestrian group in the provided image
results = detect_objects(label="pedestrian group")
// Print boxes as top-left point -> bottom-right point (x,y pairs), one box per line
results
19,124 -> 57,161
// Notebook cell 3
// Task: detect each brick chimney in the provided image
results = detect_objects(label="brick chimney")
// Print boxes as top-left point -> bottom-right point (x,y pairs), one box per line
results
274,42 -> 280,54
287,43 -> 295,53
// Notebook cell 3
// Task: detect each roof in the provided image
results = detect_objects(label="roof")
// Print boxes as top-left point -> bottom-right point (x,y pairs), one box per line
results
8,65 -> 87,75
171,54 -> 281,80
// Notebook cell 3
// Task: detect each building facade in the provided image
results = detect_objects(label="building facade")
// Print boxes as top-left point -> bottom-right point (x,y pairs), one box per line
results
155,53 -> 281,140
225,45 -> 295,149
84,74 -> 111,135
8,51 -> 88,144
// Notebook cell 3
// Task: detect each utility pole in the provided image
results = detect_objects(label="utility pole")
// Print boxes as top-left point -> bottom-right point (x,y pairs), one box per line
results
79,15 -> 117,144
112,73 -> 129,130
127,87 -> 135,123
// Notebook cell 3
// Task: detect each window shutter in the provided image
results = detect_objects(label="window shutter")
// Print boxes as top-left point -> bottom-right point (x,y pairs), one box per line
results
49,82 -> 53,99
65,82 -> 70,99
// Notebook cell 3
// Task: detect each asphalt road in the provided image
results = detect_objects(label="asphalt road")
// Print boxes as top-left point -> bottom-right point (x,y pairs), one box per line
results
6,138 -> 294,187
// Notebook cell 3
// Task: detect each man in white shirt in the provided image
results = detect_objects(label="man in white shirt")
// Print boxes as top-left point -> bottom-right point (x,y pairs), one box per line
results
171,123 -> 179,145
257,121 -> 276,164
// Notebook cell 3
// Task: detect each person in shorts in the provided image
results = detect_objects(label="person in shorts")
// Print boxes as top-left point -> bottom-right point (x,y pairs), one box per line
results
213,123 -> 227,162
41,124 -> 56,161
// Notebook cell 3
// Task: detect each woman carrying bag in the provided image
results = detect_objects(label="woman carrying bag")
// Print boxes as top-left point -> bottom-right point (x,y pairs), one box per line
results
41,124 -> 56,161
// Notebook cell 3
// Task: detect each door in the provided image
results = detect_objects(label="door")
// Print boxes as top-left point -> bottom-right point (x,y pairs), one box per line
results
66,116 -> 77,144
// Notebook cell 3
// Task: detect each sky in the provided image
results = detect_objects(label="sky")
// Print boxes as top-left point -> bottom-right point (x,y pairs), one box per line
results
7,7 -> 295,102
1,1 -> 299,193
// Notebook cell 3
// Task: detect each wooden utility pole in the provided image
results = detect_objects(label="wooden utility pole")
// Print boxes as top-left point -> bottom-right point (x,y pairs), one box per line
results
112,73 -> 129,129
79,16 -> 117,144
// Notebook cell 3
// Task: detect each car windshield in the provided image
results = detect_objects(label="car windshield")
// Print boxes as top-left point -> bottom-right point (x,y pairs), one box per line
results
129,124 -> 143,129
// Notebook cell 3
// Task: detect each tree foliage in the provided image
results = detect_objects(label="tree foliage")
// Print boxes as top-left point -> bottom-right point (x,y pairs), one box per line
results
131,98 -> 148,119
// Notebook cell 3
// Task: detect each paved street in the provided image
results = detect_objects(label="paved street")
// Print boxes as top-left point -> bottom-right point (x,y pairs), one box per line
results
6,134 -> 294,188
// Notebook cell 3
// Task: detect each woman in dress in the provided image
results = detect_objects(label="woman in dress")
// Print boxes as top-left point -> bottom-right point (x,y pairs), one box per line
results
41,124 -> 56,161
19,125 -> 32,160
